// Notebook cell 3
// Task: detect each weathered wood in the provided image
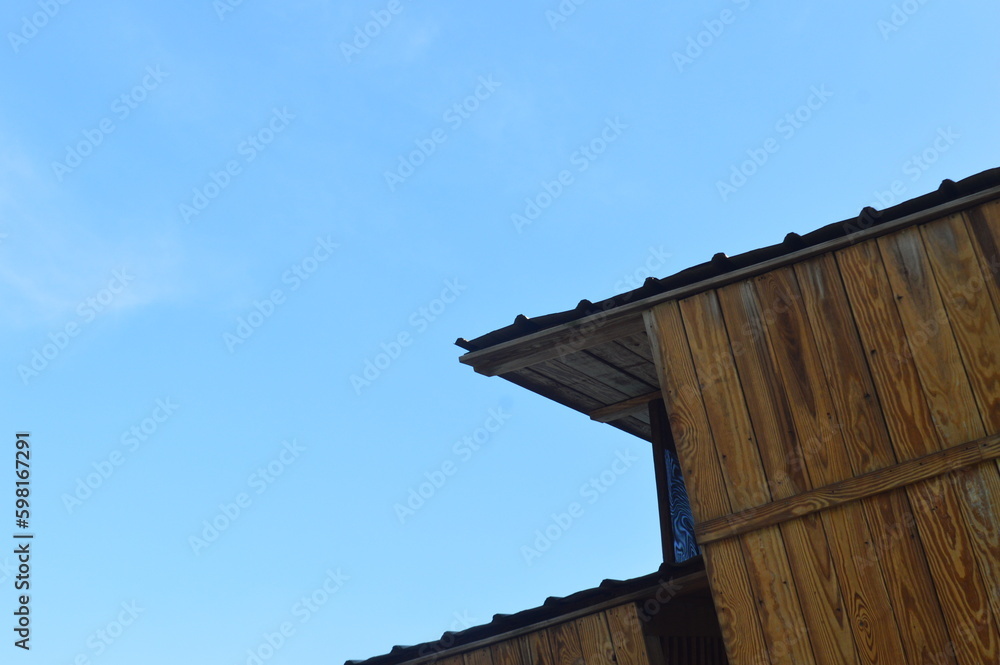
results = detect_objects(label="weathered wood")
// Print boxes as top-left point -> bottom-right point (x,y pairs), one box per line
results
879,226 -> 1000,646
696,433 -> 1000,543
546,622 -> 586,665
967,200 -> 1000,326
560,349 -> 658,396
645,302 -> 772,665
921,214 -> 1000,602
531,359 -> 632,406
679,290 -> 817,665
460,185 -> 1000,376
792,250 -> 951,665
523,630 -> 554,665
501,368 -> 604,413
839,237 -> 1000,665
464,646 -> 495,665
584,340 -> 661,388
491,638 -> 528,665
573,613 -> 616,665
716,280 -> 857,665
966,200 -> 1000,484
589,392 -> 662,423
923,214 -> 1000,432
604,604 -> 651,665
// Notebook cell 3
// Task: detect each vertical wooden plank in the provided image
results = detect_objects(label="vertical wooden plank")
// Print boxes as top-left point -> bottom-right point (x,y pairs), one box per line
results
574,613 -> 616,665
794,252 -> 955,665
645,303 -> 771,665
605,605 -> 651,665
465,646 -> 496,665
880,226 -> 1000,637
838,237 -> 1000,665
717,280 -> 858,665
547,622 -> 586,665
680,290 -> 817,665
755,266 -> 908,665
524,630 -> 555,665
491,639 -> 529,665
966,201 -> 1000,485
926,212 -> 1000,434
878,228 -> 985,442
965,201 -> 1000,327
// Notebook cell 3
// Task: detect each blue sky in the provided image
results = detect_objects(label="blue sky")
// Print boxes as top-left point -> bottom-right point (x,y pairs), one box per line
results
2,1 -> 999,663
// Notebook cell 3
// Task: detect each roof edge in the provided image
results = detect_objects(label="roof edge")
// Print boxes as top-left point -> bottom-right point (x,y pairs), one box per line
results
458,173 -> 1000,377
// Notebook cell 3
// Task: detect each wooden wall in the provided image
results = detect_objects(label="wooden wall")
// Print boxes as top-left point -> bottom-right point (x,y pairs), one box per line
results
644,200 -> 1000,665
438,604 -> 651,665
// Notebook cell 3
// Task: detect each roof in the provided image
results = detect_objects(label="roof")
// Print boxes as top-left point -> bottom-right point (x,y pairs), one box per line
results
453,168 -> 1000,440
457,168 -> 1000,358
346,559 -> 707,665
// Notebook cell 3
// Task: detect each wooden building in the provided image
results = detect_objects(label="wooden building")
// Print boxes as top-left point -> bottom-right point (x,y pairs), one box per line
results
351,168 -> 1000,665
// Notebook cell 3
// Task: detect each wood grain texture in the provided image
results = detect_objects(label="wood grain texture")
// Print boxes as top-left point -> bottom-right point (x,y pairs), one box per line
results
546,622 -> 586,665
491,638 -> 529,665
604,605 -> 651,665
754,268 -> 887,664
680,290 -> 816,665
966,201 -> 1000,339
460,183 -> 1000,377
838,237 -> 1000,665
795,252 -> 955,665
716,280 -> 857,665
645,303 -> 772,665
573,613 -> 616,665
966,200 -> 1000,483
696,433 -> 1000,544
464,647 -> 496,665
922,214 -> 1000,433
589,391 -> 662,423
879,226 -> 1000,646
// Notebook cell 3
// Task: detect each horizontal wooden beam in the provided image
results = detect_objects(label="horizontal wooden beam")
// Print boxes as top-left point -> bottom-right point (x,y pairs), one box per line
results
459,185 -> 1000,377
589,391 -> 662,423
695,432 -> 1000,546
